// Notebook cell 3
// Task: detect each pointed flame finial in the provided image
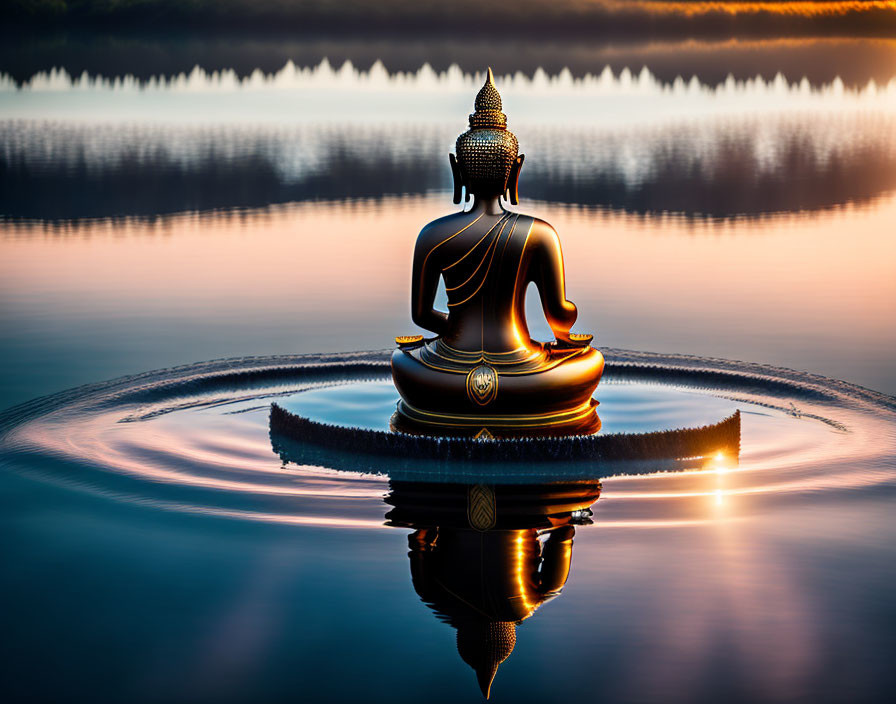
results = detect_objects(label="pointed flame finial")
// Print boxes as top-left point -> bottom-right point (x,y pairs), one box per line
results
469,67 -> 507,130
477,662 -> 499,699
474,67 -> 502,113
456,621 -> 517,700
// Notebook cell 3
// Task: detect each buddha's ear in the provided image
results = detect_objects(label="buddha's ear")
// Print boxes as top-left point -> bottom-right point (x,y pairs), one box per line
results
506,154 -> 525,205
449,153 -> 464,205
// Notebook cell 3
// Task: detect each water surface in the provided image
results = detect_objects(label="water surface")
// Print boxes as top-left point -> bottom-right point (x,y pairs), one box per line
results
1,350 -> 894,702
1,36 -> 894,704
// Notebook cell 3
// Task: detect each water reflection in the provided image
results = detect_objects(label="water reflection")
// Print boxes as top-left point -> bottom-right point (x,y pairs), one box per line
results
3,115 -> 895,220
267,397 -> 742,698
1,352 -> 893,702
2,194 -> 894,401
4,59 -> 895,220
386,480 -> 601,698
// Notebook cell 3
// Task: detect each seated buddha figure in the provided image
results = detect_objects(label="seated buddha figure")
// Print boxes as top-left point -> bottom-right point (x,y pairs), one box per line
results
392,69 -> 604,435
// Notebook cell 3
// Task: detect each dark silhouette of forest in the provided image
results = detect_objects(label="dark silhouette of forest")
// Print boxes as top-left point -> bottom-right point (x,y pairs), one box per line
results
4,131 -> 895,221
4,1 -> 896,37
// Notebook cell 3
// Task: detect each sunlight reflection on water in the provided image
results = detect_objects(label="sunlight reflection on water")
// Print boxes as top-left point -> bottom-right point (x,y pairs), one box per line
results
3,351 -> 893,530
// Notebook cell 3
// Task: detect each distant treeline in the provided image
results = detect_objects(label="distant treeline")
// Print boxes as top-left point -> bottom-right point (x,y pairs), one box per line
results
7,32 -> 896,89
4,1 -> 896,37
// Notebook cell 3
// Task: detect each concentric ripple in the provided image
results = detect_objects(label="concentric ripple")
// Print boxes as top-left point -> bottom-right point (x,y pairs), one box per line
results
0,349 -> 893,530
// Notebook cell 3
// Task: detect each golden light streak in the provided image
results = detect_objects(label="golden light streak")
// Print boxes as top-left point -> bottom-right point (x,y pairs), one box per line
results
601,471 -> 888,500
714,452 -> 730,509
515,533 -> 534,612
612,1 -> 896,17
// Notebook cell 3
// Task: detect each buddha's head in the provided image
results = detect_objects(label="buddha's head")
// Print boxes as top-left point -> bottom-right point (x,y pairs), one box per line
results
451,68 -> 525,205
456,620 -> 517,699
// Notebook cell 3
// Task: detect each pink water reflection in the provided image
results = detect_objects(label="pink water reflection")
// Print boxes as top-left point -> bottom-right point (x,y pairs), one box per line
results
2,194 -> 894,393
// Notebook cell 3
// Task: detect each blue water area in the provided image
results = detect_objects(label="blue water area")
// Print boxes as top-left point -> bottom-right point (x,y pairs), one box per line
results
1,351 -> 894,703
278,380 -> 740,434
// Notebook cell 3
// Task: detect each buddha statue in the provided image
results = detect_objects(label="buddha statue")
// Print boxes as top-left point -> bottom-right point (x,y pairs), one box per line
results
386,479 -> 601,699
392,69 -> 604,436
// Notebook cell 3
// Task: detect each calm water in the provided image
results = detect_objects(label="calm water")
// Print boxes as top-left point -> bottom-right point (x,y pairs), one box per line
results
1,34 -> 895,703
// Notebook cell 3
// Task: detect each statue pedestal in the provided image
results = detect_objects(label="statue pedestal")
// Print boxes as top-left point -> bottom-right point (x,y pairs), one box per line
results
270,379 -> 741,469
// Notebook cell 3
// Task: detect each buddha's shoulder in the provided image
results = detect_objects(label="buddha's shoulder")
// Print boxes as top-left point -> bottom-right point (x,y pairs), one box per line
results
415,211 -> 558,242
415,211 -> 477,241
513,213 -> 559,242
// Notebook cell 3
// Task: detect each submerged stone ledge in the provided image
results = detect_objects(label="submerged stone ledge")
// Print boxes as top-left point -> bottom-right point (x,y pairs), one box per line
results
269,402 -> 740,463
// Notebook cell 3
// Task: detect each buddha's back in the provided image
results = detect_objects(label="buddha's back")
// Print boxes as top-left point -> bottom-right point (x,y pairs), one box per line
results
420,210 -> 533,355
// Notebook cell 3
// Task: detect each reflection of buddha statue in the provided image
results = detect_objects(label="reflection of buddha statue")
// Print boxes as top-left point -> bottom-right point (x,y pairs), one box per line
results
392,69 -> 604,436
386,480 -> 601,698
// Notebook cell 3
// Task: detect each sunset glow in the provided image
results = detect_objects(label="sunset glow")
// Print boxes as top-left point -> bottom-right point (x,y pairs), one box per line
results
618,1 -> 896,16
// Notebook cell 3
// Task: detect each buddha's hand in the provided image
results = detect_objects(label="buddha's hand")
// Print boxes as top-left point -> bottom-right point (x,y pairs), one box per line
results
551,332 -> 593,350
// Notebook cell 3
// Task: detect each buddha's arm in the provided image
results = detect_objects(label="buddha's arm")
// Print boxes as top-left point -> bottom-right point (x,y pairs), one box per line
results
536,525 -> 575,596
411,234 -> 449,335
407,529 -> 439,601
532,225 -> 578,342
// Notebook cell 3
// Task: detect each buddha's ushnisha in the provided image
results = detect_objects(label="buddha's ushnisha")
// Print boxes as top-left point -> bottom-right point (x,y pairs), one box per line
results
392,68 -> 604,435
